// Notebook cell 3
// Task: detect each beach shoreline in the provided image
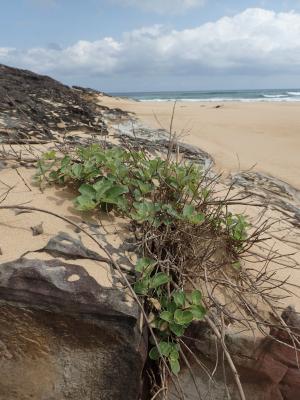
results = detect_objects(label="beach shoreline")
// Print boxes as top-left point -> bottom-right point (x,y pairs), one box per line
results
100,96 -> 300,190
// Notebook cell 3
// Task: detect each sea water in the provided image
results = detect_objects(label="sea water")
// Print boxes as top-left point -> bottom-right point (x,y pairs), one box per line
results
110,89 -> 300,102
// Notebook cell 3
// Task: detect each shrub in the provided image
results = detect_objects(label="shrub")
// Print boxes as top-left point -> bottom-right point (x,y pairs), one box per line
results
36,143 -> 249,378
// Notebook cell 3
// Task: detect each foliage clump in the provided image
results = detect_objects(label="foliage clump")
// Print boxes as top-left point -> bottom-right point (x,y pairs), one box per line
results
36,143 -> 249,379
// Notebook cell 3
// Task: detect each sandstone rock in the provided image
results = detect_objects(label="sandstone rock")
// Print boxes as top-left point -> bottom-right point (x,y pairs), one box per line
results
280,367 -> 300,400
0,254 -> 146,400
168,308 -> 300,400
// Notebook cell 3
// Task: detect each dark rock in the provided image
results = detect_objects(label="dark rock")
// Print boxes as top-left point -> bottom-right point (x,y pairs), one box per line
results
30,222 -> 44,236
72,85 -> 110,96
0,257 -> 137,320
41,231 -> 110,263
0,64 -> 108,143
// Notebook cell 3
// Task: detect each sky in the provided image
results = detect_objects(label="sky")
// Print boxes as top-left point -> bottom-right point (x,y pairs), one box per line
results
1,0 -> 300,92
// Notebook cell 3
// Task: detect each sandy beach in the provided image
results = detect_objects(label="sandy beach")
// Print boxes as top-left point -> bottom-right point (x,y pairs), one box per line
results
100,96 -> 300,189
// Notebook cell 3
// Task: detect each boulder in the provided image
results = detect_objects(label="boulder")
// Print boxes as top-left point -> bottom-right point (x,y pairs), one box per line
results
0,253 -> 146,400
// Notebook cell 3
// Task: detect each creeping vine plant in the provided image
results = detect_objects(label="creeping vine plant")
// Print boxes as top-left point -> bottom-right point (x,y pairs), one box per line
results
36,144 -> 248,376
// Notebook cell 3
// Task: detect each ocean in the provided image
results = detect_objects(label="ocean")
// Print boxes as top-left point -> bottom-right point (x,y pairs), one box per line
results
111,89 -> 300,102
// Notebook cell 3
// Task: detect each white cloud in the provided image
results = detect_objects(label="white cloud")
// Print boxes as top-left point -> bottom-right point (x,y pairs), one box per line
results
2,8 -> 300,85
0,47 -> 15,58
112,0 -> 206,14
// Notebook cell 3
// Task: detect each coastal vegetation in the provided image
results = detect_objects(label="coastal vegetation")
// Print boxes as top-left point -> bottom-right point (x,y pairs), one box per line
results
1,64 -> 300,400
35,141 -> 270,399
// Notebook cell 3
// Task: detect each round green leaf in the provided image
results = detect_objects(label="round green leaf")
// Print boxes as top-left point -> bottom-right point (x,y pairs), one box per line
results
190,213 -> 205,224
159,341 -> 172,357
160,311 -> 173,323
167,301 -> 177,313
174,309 -> 193,325
169,323 -> 185,337
149,346 -> 160,361
182,204 -> 195,218
173,290 -> 186,307
190,305 -> 206,320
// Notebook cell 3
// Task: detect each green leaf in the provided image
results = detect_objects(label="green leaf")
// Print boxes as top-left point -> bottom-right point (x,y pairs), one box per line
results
169,358 -> 180,375
174,310 -> 193,325
49,171 -> 59,181
93,180 -> 113,199
78,184 -> 96,198
149,346 -> 160,361
160,311 -> 174,323
191,290 -> 202,305
93,179 -> 109,191
134,278 -> 150,295
75,195 -> 97,211
190,305 -> 206,320
43,150 -> 56,160
169,348 -> 180,360
71,163 -> 83,179
137,181 -> 153,194
173,291 -> 186,307
131,201 -> 161,223
182,205 -> 205,224
182,204 -> 195,218
105,185 -> 129,199
190,213 -> 205,224
162,204 -> 180,219
169,323 -> 185,337
232,261 -> 241,270
159,341 -> 172,357
135,257 -> 156,275
94,152 -> 106,163
149,273 -> 170,289
149,342 -> 172,360
61,156 -> 71,167
167,301 -> 178,313
133,189 -> 142,201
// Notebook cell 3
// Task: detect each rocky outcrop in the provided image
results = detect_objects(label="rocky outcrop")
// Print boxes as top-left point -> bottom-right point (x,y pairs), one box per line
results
167,309 -> 300,400
0,64 -> 108,143
230,171 -> 300,225
111,121 -> 214,169
0,234 -> 146,400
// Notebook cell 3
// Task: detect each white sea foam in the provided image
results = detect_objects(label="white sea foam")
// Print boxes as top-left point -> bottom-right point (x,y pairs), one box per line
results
287,91 -> 300,96
139,97 -> 300,103
263,94 -> 287,98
